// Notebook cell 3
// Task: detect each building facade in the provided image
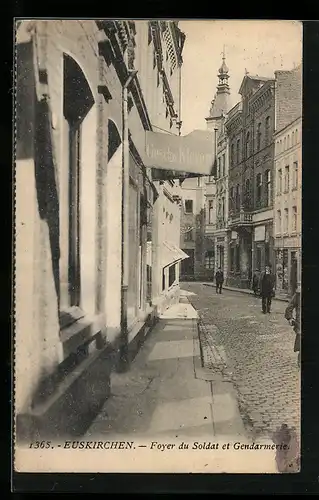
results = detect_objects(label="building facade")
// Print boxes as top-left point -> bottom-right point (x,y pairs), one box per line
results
273,117 -> 302,295
15,19 -> 186,440
273,65 -> 302,296
179,176 -> 207,280
213,115 -> 230,278
227,74 -> 276,288
179,53 -> 231,282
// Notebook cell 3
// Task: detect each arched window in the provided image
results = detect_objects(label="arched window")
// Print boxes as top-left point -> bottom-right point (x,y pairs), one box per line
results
295,128 -> 298,143
292,131 -> 295,146
245,131 -> 250,158
287,134 -> 290,149
257,123 -> 262,151
63,53 -> 95,308
236,139 -> 240,164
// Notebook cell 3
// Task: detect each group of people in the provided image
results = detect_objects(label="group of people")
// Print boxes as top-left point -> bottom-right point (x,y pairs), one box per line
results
215,265 -> 301,368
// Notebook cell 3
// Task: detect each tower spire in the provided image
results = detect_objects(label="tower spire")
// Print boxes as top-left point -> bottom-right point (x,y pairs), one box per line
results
207,46 -> 231,122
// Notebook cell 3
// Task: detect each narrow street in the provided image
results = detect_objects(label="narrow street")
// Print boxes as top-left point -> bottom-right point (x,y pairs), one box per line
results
182,282 -> 300,441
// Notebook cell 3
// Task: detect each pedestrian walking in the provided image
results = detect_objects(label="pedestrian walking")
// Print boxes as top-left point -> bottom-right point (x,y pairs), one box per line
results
284,283 -> 301,368
260,265 -> 276,314
252,269 -> 260,296
215,267 -> 224,294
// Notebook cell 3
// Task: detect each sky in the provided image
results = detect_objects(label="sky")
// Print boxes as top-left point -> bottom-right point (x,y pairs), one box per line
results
179,20 -> 302,135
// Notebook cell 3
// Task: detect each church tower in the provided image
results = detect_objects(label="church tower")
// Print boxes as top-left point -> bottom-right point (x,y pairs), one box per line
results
205,48 -> 231,131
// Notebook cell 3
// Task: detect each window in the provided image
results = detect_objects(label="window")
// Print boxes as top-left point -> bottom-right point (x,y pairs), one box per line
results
184,229 -> 194,241
221,197 -> 225,221
292,131 -> 295,145
292,206 -> 297,232
217,157 -> 221,178
287,134 -> 290,149
256,247 -> 262,271
62,54 -> 95,309
256,173 -> 262,206
293,161 -> 298,189
277,169 -> 282,194
284,208 -> 289,233
245,131 -> 250,158
197,176 -> 202,187
284,165 -> 290,192
67,120 -> 81,306
284,137 -> 287,150
279,139 -> 282,152
236,184 -> 240,211
185,199 -> 193,213
230,187 -> 234,211
295,128 -> 298,143
168,264 -> 177,287
231,143 -> 235,166
244,178 -> 251,208
265,116 -> 270,145
205,251 -> 214,269
265,169 -> 271,206
236,139 -> 240,164
208,200 -> 214,223
257,123 -> 262,151
277,210 -> 282,233
222,153 -> 226,176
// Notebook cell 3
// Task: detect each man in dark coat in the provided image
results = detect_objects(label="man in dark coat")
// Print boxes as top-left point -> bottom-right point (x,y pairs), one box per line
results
215,267 -> 224,294
260,265 -> 276,314
285,283 -> 301,368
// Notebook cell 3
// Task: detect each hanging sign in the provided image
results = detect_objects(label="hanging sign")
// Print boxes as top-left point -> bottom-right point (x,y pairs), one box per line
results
140,129 -> 215,176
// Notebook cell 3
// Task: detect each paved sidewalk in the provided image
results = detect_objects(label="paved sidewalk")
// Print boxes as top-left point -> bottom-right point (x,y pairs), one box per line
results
84,300 -> 281,473
87,302 -> 245,439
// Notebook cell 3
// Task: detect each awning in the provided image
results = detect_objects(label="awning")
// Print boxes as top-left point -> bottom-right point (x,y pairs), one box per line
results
162,241 -> 189,268
146,241 -> 189,268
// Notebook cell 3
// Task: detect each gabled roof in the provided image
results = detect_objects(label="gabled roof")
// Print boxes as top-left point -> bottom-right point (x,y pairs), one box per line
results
239,74 -> 274,96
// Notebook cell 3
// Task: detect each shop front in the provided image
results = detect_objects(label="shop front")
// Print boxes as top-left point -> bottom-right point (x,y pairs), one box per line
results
252,222 -> 274,274
227,228 -> 252,288
274,237 -> 300,297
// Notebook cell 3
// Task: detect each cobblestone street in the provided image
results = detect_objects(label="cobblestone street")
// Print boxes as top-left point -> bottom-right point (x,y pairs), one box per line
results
182,283 -> 301,441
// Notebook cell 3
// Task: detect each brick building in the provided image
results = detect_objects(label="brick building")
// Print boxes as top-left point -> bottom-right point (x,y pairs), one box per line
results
273,65 -> 302,296
15,19 -> 186,440
226,73 -> 276,288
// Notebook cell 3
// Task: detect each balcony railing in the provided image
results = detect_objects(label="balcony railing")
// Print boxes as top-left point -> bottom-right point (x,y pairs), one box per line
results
228,208 -> 253,227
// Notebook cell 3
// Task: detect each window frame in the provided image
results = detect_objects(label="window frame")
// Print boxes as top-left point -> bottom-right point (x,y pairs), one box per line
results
184,199 -> 193,214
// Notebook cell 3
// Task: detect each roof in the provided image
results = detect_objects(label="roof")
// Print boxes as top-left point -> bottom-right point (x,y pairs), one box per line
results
239,74 -> 274,95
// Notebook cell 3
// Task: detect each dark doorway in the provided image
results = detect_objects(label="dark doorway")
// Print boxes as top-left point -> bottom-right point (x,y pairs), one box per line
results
181,249 -> 195,279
